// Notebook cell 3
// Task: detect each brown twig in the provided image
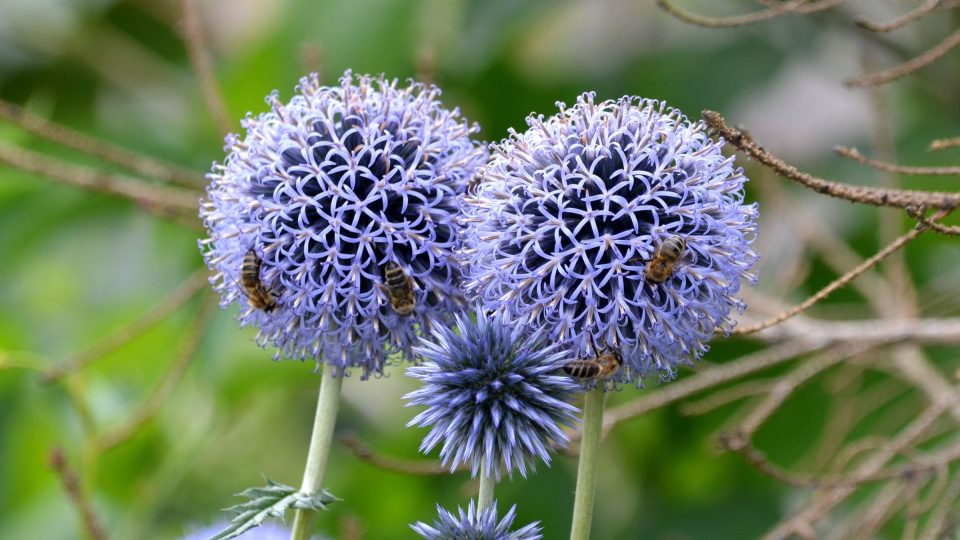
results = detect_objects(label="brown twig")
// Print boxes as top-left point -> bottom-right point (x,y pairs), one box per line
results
764,399 -> 954,539
656,0 -> 844,29
920,470 -> 960,540
0,143 -> 201,227
680,378 -> 775,415
854,0 -> 942,32
339,432 -> 457,475
738,342 -> 876,437
906,207 -> 960,236
845,27 -> 960,88
95,293 -> 217,451
930,136 -> 960,151
729,220 -> 933,335
178,0 -> 232,136
49,448 -> 108,540
835,146 -> 960,176
0,99 -> 204,189
300,42 -> 324,76
702,110 -> 960,210
569,340 -> 832,446
42,269 -> 209,383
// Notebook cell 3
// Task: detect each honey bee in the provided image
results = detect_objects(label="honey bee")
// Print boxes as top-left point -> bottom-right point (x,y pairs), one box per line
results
644,235 -> 687,284
562,350 -> 622,380
382,261 -> 415,316
240,249 -> 277,312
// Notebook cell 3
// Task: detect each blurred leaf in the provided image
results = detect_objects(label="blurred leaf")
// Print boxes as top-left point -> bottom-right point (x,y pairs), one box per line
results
210,478 -> 338,540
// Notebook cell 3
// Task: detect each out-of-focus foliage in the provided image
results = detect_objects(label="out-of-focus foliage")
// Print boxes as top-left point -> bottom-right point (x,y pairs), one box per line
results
1,1 -> 959,539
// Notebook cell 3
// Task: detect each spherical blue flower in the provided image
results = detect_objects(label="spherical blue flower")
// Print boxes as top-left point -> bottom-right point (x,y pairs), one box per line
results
464,93 -> 758,385
200,71 -> 486,378
405,310 -> 580,479
411,500 -> 542,540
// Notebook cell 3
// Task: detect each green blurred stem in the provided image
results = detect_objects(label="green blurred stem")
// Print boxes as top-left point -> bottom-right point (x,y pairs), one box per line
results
477,463 -> 496,513
290,366 -> 344,540
570,386 -> 605,540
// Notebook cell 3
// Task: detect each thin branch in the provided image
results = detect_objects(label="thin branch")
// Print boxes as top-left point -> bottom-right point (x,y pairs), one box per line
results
845,27 -> 960,88
680,378 -> 774,415
0,143 -> 201,227
835,146 -> 960,176
0,98 -> 204,188
764,399 -> 954,539
299,42 -> 324,76
702,110 -> 960,209
907,207 -> 960,236
656,0 -> 844,29
854,0 -> 942,32
49,448 -> 108,540
750,317 -> 960,346
42,269 -> 209,383
729,221 -> 932,335
95,293 -> 217,452
339,432 -> 456,476
178,0 -> 232,136
575,340 -> 832,445
737,342 -> 875,437
930,136 -> 960,151
920,470 -> 960,540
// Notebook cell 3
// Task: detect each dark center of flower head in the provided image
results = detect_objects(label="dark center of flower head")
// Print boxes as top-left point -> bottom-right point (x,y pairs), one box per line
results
202,73 -> 486,377
467,95 -> 759,382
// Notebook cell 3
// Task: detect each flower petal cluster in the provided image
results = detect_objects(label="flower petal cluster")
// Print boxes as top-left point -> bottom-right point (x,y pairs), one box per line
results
464,93 -> 758,384
405,310 -> 580,479
200,71 -> 486,378
411,500 -> 542,540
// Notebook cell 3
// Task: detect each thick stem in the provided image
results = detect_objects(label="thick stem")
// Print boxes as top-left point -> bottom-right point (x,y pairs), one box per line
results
570,386 -> 606,540
289,367 -> 344,540
477,463 -> 496,513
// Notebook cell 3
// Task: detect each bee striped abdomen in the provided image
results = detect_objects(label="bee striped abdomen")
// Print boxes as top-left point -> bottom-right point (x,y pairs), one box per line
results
240,249 -> 277,312
382,261 -> 415,316
562,351 -> 622,381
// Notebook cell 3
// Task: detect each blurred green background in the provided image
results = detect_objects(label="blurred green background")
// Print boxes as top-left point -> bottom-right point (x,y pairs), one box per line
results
1,0 -> 959,538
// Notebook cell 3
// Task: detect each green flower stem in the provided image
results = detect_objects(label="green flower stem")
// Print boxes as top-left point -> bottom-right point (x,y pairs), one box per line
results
477,463 -> 496,513
569,386 -> 606,540
289,366 -> 344,540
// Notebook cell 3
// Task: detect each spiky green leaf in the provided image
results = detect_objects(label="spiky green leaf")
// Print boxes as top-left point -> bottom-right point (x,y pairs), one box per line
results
209,478 -> 338,540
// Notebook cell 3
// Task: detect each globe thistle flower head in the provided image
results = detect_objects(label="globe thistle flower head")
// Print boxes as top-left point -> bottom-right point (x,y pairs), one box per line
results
465,93 -> 759,385
411,500 -> 542,540
199,71 -> 486,379
404,309 -> 580,479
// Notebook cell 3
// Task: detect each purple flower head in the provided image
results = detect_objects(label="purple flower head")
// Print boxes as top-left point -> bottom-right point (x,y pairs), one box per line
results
200,71 -> 486,378
411,500 -> 542,540
465,93 -> 758,385
180,521 -> 292,540
404,309 -> 580,479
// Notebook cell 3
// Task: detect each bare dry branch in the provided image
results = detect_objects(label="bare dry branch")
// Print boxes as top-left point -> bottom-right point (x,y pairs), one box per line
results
577,340 -> 832,445
835,146 -> 960,176
703,110 -> 960,209
846,28 -> 960,88
656,0 -> 844,29
854,0 -> 942,33
339,432 -> 457,475
680,378 -> 774,415
96,293 -> 217,451
178,0 -> 232,136
730,221 -> 932,335
920,470 -> 960,540
751,317 -> 960,346
0,143 -> 201,226
765,399 -> 955,539
906,207 -> 960,236
0,99 -> 204,189
42,269 -> 209,383
49,448 -> 108,540
930,136 -> 960,151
